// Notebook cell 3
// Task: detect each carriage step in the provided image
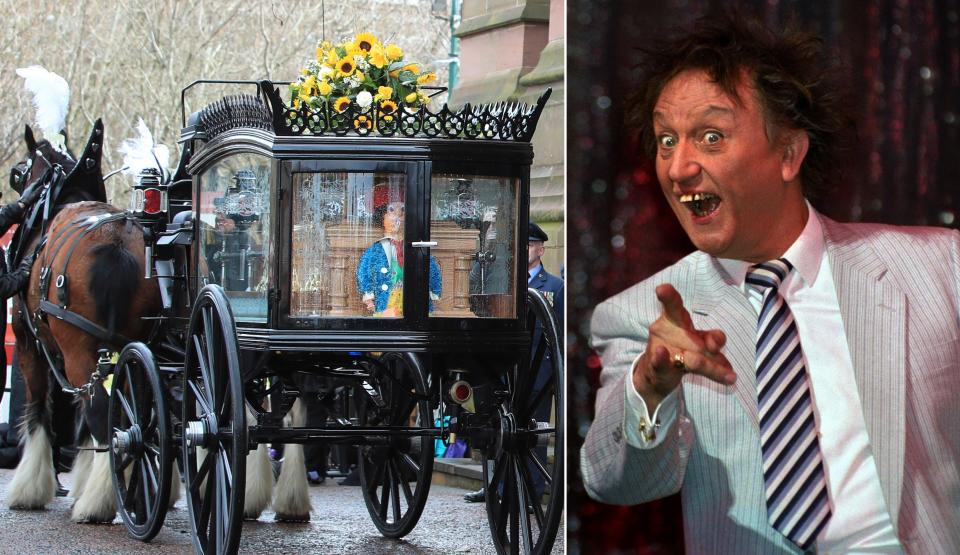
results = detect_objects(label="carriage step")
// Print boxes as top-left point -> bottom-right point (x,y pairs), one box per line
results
77,446 -> 110,452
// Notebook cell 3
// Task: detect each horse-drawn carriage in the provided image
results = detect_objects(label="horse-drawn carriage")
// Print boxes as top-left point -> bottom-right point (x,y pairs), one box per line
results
8,78 -> 561,555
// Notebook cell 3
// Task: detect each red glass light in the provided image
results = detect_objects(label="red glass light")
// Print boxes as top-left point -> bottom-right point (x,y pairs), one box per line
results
453,383 -> 472,402
143,188 -> 162,214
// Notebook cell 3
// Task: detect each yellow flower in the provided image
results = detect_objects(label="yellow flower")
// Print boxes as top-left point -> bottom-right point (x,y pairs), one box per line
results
417,72 -> 436,85
318,80 -> 333,96
380,99 -> 398,115
298,76 -> 317,102
337,58 -> 356,76
385,44 -> 403,61
293,98 -> 301,109
355,70 -> 365,82
355,32 -> 377,52
334,96 -> 350,113
353,114 -> 373,130
319,40 -> 332,51
389,69 -> 400,78
383,114 -> 394,122
418,92 -> 431,105
316,46 -> 324,61
402,63 -> 420,75
326,49 -> 339,66
300,67 -> 310,75
375,86 -> 393,101
369,44 -> 388,68
404,92 -> 418,103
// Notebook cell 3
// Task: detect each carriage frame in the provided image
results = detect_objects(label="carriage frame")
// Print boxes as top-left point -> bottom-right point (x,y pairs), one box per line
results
106,80 -> 562,555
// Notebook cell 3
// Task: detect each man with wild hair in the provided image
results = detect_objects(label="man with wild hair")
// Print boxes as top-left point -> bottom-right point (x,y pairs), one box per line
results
580,13 -> 960,553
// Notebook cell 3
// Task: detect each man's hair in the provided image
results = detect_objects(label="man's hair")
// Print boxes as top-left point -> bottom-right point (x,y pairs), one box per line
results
631,13 -> 854,199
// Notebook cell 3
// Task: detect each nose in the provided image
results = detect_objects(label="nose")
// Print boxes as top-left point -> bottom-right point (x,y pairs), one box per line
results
666,140 -> 702,185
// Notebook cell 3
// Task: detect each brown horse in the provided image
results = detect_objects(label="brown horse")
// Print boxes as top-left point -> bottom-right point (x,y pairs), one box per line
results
5,122 -> 161,522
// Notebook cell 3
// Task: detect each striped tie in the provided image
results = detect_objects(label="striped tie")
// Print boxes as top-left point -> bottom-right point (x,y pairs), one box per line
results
746,259 -> 831,551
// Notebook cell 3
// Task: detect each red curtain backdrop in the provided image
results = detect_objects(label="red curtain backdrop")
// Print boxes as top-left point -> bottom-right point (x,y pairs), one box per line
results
568,1 -> 960,553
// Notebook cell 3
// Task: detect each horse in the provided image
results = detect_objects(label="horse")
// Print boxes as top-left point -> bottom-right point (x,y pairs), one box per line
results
5,121 -> 164,523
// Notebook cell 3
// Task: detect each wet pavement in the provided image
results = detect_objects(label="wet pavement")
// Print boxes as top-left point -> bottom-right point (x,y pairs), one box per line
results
0,467 -> 564,554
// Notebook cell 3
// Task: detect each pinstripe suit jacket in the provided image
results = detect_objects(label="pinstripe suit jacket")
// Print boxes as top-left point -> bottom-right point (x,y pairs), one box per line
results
581,214 -> 960,554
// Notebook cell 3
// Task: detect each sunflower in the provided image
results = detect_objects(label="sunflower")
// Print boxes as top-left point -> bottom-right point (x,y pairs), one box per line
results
353,114 -> 373,130
417,72 -> 436,85
369,44 -> 388,68
318,80 -> 333,96
355,32 -> 377,52
333,96 -> 351,113
380,99 -> 398,115
375,86 -> 393,101
385,44 -> 403,61
337,58 -> 356,76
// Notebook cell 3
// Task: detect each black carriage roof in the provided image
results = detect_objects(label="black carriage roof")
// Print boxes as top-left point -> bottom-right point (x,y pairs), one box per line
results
179,79 -> 550,147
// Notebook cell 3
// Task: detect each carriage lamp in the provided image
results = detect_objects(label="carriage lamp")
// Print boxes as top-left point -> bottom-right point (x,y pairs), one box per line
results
449,380 -> 475,413
131,167 -> 168,217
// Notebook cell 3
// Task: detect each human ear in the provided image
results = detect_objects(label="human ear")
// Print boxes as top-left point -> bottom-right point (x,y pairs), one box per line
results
781,130 -> 809,183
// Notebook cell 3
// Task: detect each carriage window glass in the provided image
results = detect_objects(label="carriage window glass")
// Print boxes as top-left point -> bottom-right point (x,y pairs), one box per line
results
290,171 -> 406,318
429,174 -> 518,319
196,154 -> 272,323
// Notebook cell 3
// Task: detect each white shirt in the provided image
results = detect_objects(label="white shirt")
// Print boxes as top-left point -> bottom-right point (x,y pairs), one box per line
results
624,207 -> 902,552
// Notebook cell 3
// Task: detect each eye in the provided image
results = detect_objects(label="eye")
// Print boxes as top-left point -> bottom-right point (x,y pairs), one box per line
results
657,134 -> 677,149
703,131 -> 723,144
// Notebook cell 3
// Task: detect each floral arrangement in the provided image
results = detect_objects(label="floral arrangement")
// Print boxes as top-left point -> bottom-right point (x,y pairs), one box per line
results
288,32 -> 437,127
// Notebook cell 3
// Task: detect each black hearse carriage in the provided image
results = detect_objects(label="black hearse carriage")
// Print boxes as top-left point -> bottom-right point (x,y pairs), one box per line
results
108,80 -> 562,555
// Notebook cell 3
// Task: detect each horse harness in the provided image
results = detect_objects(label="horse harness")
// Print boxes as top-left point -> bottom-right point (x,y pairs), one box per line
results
18,211 -> 137,398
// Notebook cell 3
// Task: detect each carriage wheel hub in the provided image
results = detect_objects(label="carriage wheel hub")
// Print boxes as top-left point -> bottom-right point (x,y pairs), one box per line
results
494,408 -> 519,454
112,424 -> 143,456
185,412 -> 218,449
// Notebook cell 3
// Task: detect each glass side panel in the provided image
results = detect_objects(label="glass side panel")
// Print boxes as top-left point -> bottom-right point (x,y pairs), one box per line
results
290,171 -> 406,318
429,174 -> 518,319
197,154 -> 272,323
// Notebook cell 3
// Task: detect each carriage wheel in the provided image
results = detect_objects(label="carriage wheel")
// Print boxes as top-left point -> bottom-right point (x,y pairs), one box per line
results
484,289 -> 564,555
182,285 -> 247,555
358,351 -> 434,538
108,342 -> 172,542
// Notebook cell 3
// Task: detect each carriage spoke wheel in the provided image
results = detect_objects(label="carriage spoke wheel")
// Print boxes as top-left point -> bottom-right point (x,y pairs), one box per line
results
358,352 -> 434,538
109,342 -> 172,542
484,289 -> 564,555
182,285 -> 247,555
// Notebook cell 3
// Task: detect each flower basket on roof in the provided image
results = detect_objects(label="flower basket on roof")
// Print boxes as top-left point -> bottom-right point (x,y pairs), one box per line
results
272,33 -> 550,141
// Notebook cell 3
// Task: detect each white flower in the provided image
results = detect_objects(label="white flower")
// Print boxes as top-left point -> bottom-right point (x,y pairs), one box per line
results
356,90 -> 373,109
318,65 -> 334,79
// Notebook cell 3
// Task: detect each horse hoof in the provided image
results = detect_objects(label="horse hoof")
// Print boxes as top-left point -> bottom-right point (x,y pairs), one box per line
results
8,501 -> 47,511
274,513 -> 311,523
72,511 -> 116,524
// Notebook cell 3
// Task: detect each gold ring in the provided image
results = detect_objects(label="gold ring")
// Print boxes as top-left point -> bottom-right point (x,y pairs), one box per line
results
672,352 -> 686,371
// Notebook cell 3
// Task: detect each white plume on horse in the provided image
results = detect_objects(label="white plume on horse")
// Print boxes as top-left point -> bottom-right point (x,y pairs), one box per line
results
119,118 -> 171,178
15,65 -> 69,151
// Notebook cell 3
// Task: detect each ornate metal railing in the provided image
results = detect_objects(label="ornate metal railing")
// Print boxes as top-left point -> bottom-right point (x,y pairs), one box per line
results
187,79 -> 550,143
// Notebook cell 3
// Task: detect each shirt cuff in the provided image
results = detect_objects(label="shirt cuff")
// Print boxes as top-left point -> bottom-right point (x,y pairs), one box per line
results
623,354 -> 679,449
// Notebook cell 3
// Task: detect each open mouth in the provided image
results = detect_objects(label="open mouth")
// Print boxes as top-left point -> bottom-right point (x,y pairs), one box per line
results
679,193 -> 721,218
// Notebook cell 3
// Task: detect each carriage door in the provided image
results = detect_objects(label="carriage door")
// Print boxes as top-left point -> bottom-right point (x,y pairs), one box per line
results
195,153 -> 274,324
427,172 -> 520,320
